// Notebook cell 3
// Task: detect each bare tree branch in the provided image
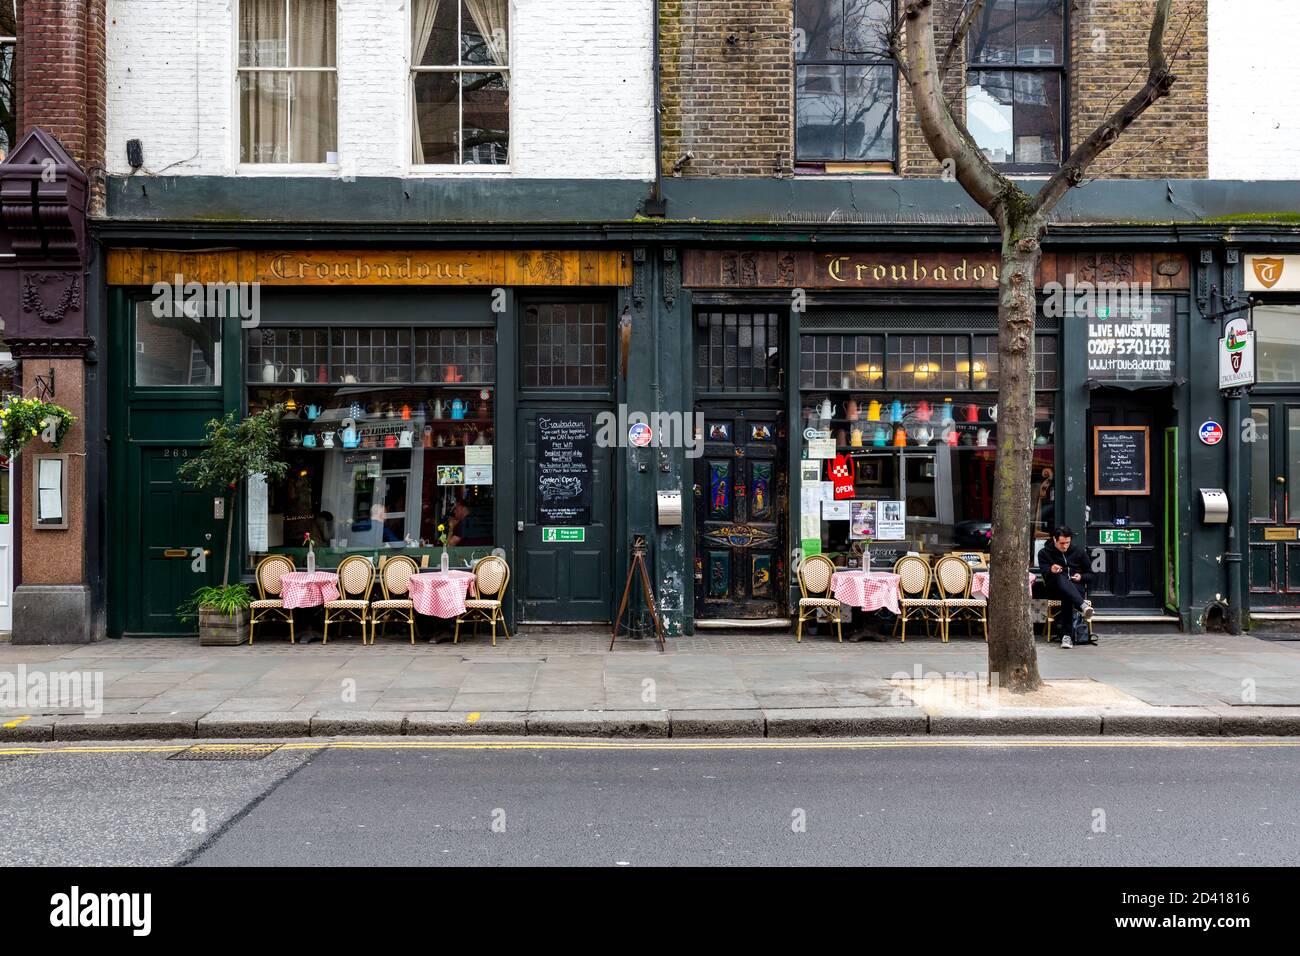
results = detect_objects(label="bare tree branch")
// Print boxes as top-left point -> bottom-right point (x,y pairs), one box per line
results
1028,0 -> 1176,219
940,0 -> 986,81
900,0 -> 1011,218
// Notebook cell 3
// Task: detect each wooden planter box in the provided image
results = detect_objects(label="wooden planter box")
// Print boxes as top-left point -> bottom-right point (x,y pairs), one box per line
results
198,607 -> 250,646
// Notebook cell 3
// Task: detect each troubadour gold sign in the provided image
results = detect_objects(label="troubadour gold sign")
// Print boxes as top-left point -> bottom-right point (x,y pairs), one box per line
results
107,249 -> 632,287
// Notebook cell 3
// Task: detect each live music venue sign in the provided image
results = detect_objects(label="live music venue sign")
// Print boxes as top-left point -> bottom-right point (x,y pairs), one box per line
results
682,250 -> 1190,292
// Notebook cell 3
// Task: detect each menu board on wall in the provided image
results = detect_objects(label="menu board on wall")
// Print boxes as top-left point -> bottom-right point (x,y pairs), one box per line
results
1083,297 -> 1175,382
536,412 -> 593,525
1093,425 -> 1150,496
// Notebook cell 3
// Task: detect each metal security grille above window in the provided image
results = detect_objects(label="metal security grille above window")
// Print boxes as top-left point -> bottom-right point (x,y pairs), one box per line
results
696,312 -> 783,392
966,0 -> 1066,173
794,0 -> 897,172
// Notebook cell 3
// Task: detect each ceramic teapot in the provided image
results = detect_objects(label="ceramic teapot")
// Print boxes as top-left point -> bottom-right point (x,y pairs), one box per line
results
817,398 -> 839,420
451,398 -> 466,420
341,425 -> 360,448
850,425 -> 864,447
291,367 -> 309,383
304,404 -> 321,421
261,360 -> 283,383
873,426 -> 889,446
866,399 -> 882,422
890,399 -> 904,423
976,427 -> 990,447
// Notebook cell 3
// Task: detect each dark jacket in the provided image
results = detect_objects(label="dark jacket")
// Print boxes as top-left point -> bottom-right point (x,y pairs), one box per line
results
1037,541 -> 1092,588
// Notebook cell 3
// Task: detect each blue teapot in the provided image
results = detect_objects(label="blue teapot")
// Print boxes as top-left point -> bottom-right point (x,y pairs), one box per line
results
341,425 -> 360,448
872,426 -> 889,447
890,399 -> 904,423
302,433 -> 317,448
451,398 -> 466,420
305,404 -> 321,421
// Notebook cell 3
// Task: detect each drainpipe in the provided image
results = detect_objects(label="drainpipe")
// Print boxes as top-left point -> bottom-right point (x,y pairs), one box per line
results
1225,389 -> 1243,634
644,0 -> 667,217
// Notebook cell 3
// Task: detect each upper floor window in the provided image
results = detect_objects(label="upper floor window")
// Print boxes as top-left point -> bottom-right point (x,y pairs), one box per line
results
411,1 -> 510,166
966,0 -> 1065,172
0,0 -> 16,159
238,0 -> 337,164
794,1 -> 896,171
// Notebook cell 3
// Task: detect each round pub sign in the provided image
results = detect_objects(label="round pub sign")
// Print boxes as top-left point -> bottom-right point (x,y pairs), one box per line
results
1199,420 -> 1224,445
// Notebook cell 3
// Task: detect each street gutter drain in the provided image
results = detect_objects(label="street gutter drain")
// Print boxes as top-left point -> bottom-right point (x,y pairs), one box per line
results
168,743 -> 283,761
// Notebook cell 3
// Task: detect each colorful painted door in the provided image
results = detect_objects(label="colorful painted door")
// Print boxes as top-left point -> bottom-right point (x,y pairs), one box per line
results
693,407 -> 787,620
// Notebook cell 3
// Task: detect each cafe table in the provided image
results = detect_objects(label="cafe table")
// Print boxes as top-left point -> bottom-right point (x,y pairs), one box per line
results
971,571 -> 1039,599
829,569 -> 901,615
408,570 -> 477,619
280,571 -> 340,609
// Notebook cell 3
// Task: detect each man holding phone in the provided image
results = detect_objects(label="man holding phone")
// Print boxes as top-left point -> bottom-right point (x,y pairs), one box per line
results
1037,525 -> 1095,648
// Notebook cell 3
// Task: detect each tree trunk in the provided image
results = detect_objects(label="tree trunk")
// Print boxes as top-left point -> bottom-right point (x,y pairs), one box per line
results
987,223 -> 1044,693
222,492 -> 235,589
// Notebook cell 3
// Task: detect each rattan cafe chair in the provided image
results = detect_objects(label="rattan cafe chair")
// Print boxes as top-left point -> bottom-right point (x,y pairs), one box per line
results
370,554 -> 418,645
249,554 -> 296,645
795,554 -> 842,643
323,554 -> 375,645
934,554 -> 988,642
455,556 -> 511,646
893,555 -> 944,642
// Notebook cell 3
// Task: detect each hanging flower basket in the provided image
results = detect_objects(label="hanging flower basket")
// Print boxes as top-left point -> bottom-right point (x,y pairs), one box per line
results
0,396 -> 75,459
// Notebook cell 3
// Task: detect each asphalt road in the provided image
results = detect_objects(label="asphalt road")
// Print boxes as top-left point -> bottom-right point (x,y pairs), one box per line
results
1,740 -> 1296,866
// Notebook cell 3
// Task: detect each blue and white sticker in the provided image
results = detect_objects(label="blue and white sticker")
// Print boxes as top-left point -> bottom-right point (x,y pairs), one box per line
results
628,422 -> 653,447
1199,420 -> 1224,445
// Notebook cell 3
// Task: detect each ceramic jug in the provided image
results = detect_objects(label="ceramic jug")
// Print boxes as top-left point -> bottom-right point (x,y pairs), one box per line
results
262,360 -> 282,383
291,367 -> 309,383
866,399 -> 882,422
302,433 -> 317,448
817,398 -> 839,420
322,431 -> 335,448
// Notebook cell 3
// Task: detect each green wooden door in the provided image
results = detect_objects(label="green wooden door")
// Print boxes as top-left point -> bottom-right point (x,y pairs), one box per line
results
515,407 -> 613,623
139,447 -> 225,633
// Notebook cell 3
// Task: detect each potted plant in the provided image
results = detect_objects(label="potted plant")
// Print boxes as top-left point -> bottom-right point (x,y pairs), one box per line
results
0,395 -> 76,459
177,404 -> 286,645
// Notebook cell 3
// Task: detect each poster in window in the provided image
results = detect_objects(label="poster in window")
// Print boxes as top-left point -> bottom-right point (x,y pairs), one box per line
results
876,500 -> 906,540
537,412 -> 593,525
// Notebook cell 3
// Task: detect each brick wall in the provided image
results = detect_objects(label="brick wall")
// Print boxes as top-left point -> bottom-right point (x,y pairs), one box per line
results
17,0 -> 107,177
660,0 -> 794,178
663,0 -> 1210,180
1069,0 -> 1208,179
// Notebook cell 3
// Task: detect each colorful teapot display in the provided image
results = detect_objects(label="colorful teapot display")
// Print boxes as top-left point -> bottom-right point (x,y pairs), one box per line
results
817,398 -> 839,420
866,399 -> 882,421
451,398 -> 466,420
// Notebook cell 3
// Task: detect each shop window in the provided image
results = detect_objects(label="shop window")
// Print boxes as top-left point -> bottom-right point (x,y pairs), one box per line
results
799,334 -> 884,390
794,0 -> 896,171
1250,407 -> 1272,521
411,0 -> 510,166
238,0 -> 337,164
697,312 -> 783,392
0,1 -> 15,160
1252,305 -> 1300,382
134,301 -> 221,387
799,329 -> 1058,558
246,326 -> 497,568
966,0 -> 1064,172
522,303 -> 608,389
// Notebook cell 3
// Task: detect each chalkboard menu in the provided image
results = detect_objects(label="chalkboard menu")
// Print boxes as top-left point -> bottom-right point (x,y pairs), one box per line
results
537,412 -> 594,525
1093,425 -> 1150,496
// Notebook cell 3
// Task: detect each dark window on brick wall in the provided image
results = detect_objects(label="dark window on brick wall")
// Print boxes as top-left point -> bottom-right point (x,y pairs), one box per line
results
966,0 -> 1065,173
794,0 -> 896,171
0,0 -> 15,158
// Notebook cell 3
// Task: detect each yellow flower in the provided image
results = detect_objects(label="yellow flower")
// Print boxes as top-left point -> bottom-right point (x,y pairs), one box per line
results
437,523 -> 445,532
30,428 -> 37,436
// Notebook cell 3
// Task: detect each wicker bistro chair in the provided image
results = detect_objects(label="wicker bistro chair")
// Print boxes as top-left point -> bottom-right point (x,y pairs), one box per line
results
370,555 -> 418,645
934,555 -> 988,642
249,554 -> 296,645
455,556 -> 511,646
323,555 -> 375,645
893,555 -> 944,642
795,554 -> 842,643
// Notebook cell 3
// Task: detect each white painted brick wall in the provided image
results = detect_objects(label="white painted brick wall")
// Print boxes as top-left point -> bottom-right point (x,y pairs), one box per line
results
106,0 -> 655,179
1209,0 -> 1300,179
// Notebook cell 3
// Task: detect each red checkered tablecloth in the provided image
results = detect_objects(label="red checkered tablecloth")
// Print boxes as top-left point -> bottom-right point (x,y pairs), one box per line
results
280,571 -> 340,609
971,571 -> 1038,599
830,570 -> 901,615
408,571 -> 477,618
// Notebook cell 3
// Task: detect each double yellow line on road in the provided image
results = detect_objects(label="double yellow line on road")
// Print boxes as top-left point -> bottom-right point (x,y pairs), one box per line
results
2,738 -> 1298,757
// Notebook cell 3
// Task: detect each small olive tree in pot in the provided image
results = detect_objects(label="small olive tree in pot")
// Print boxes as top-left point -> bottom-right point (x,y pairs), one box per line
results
178,404 -> 286,644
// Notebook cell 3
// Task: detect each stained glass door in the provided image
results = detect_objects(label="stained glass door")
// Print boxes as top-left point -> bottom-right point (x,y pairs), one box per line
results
693,407 -> 787,620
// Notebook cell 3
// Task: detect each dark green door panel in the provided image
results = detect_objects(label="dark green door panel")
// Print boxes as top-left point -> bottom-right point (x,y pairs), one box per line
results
1247,399 -> 1300,608
140,449 -> 224,632
516,407 -> 612,623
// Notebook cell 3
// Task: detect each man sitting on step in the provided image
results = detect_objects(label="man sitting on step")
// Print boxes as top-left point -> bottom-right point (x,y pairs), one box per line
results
1037,525 -> 1095,648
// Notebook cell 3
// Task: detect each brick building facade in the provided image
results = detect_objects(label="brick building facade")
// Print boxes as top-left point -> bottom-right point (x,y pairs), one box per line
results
661,0 -> 1209,180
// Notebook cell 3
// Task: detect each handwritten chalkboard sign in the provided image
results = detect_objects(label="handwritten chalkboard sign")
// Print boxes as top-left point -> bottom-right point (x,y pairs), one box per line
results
537,412 -> 594,525
1093,425 -> 1150,496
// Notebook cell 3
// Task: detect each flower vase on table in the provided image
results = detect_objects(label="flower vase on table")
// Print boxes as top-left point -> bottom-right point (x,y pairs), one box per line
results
305,534 -> 316,574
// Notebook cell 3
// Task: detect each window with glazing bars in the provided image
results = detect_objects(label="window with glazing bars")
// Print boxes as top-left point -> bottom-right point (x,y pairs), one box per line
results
697,312 -> 782,392
522,303 -> 609,388
799,334 -> 884,389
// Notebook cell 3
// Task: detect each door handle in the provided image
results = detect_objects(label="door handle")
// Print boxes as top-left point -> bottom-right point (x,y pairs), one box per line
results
1278,476 -> 1287,485
516,521 -> 524,532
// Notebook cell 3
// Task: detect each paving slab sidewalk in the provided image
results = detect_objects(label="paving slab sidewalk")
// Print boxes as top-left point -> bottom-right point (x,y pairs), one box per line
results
1,631 -> 1298,740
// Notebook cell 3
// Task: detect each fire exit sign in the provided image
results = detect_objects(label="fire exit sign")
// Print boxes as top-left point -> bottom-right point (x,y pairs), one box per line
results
1100,529 -> 1142,544
543,527 -> 585,543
